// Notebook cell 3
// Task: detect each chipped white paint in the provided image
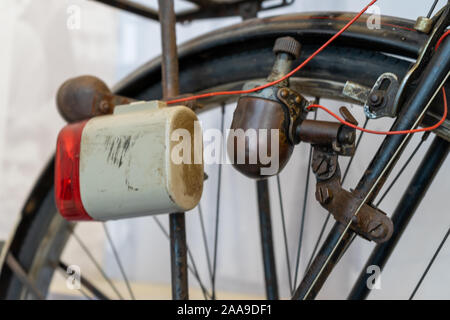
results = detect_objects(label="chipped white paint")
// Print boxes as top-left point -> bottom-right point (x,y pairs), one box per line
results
79,101 -> 204,220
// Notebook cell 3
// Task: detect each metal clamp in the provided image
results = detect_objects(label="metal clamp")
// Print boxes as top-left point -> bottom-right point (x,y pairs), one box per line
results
311,147 -> 394,243
364,73 -> 399,119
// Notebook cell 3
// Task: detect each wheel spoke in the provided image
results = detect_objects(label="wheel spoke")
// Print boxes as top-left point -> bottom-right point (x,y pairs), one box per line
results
152,216 -> 211,299
409,225 -> 450,300
341,117 -> 369,183
276,175 -> 293,294
292,108 -> 317,292
211,104 -> 225,299
198,203 -> 214,287
102,223 -> 136,299
375,132 -> 429,206
71,229 -> 124,299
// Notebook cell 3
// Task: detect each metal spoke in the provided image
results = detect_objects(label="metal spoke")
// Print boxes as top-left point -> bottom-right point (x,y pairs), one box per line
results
306,213 -> 331,270
78,287 -> 93,300
198,203 -> 214,286
6,253 -> 44,300
102,223 -> 135,299
211,104 -> 225,299
276,175 -> 293,294
427,0 -> 439,18
341,117 -> 369,183
71,230 -> 124,299
410,225 -> 450,300
152,216 -> 211,299
375,132 -> 429,206
305,117 -> 369,271
292,108 -> 317,292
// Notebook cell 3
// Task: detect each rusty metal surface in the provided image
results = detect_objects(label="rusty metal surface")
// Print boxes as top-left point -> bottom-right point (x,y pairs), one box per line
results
364,73 -> 399,119
276,87 -> 308,143
56,76 -> 134,123
311,148 -> 393,243
297,120 -> 345,147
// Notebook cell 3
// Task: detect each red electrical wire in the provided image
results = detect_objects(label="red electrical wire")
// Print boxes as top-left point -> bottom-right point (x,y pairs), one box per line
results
307,29 -> 449,135
166,0 -> 448,136
167,0 -> 379,105
307,87 -> 446,135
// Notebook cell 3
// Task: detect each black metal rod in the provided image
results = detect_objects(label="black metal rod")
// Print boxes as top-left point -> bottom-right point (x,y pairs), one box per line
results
348,136 -> 449,300
354,38 -> 450,203
256,179 -> 279,300
169,212 -> 189,300
293,36 -> 450,300
292,222 -> 353,300
158,0 -> 180,99
158,0 -> 188,300
93,0 -> 160,21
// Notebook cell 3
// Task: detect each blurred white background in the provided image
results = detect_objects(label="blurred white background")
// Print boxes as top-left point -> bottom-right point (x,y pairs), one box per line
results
0,0 -> 449,299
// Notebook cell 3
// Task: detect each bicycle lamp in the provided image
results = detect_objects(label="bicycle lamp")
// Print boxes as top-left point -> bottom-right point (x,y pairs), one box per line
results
228,37 -> 307,179
55,101 -> 204,221
228,37 -> 357,179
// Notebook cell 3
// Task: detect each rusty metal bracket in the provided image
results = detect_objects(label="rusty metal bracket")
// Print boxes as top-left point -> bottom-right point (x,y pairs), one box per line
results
56,75 -> 202,123
311,147 -> 393,243
276,87 -> 308,143
364,73 -> 399,119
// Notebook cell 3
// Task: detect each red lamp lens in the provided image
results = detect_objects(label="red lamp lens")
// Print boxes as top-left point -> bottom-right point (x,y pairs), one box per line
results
55,121 -> 92,221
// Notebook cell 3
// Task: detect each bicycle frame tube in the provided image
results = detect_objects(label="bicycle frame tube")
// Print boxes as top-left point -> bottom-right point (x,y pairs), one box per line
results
349,135 -> 449,300
293,36 -> 450,300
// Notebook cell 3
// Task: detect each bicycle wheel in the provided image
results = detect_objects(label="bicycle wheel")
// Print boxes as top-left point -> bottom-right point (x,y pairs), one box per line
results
0,12 -> 446,299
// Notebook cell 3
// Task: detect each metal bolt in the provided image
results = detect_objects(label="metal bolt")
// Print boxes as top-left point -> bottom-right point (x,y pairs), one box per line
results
368,222 -> 386,239
99,100 -> 110,113
316,187 -> 333,204
369,92 -> 384,108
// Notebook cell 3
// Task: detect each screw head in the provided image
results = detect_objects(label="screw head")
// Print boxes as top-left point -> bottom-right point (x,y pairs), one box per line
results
316,187 -> 333,204
369,92 -> 384,108
368,222 -> 386,239
99,100 -> 110,113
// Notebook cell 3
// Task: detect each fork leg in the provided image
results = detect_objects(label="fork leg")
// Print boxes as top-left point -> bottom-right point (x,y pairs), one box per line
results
349,136 -> 449,300
158,0 -> 188,300
256,179 -> 279,300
